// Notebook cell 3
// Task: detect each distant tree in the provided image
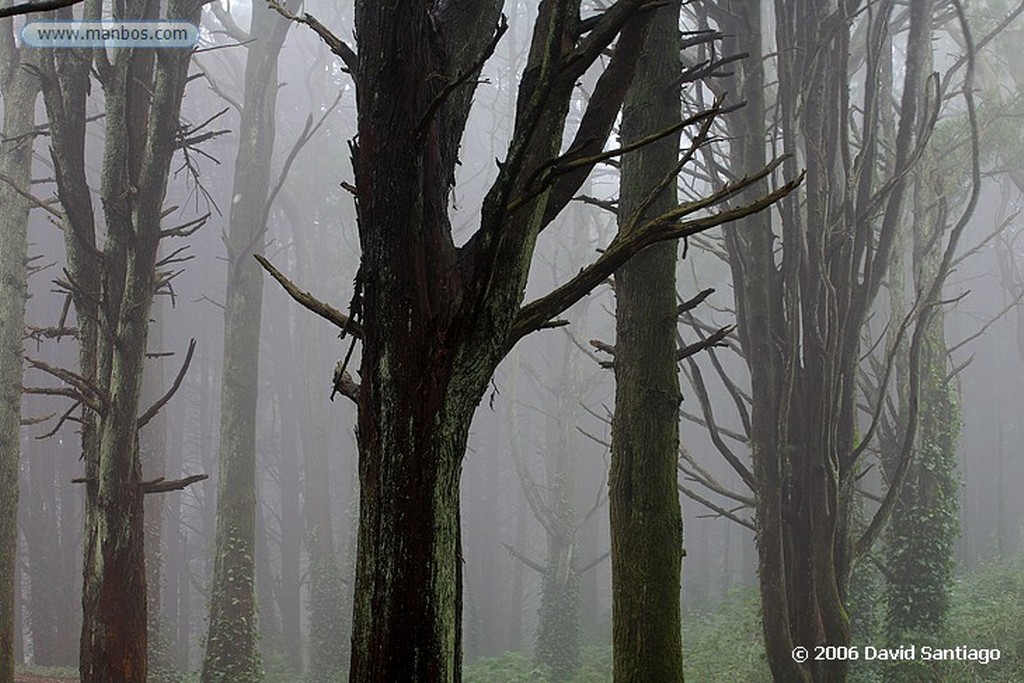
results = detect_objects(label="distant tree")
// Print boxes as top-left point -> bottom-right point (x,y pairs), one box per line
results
0,15 -> 41,682
200,2 -> 296,681
507,317 -> 600,681
33,1 -> 209,679
263,2 -> 794,679
882,33 -> 961,643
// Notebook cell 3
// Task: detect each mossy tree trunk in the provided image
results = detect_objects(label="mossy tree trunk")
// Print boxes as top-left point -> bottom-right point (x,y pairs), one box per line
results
0,27 -> 40,683
201,4 -> 294,681
609,1 -> 684,680
884,37 -> 960,636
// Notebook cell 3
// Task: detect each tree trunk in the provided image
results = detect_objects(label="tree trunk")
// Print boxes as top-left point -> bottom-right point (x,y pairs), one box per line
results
885,42 -> 959,636
0,45 -> 40,683
261,1 -> 776,678
349,363 -> 482,682
283,189 -> 349,681
712,0 -> 944,679
201,3 -> 291,680
610,2 -> 684,680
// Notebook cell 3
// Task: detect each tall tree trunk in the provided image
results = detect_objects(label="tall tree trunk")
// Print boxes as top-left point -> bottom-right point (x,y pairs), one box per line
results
276,363 -> 303,672
201,3 -> 292,680
610,2 -> 684,680
348,366 -> 480,682
884,49 -> 959,637
0,41 -> 40,683
37,1 -> 204,679
534,329 -> 585,680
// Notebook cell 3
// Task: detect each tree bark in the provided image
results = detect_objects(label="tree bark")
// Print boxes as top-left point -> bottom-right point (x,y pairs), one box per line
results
142,297 -> 169,670
610,2 -> 685,680
885,24 -> 959,635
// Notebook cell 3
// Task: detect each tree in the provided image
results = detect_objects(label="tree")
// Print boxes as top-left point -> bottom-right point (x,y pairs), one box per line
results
201,3 -> 295,680
34,1 -> 208,679
0,16 -> 41,682
263,3 -> 795,679
608,1 -> 685,680
691,1 -> 980,680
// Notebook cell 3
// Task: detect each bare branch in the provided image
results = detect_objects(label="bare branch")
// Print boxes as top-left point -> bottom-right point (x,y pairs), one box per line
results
680,409 -> 748,444
678,484 -> 755,531
33,401 -> 80,440
676,324 -> 733,361
254,253 -> 363,338
416,15 -> 508,141
678,444 -> 755,508
683,356 -> 757,491
0,172 -> 64,219
160,212 -> 209,239
0,0 -> 82,18
24,356 -> 106,413
501,542 -> 546,574
210,0 -> 249,43
260,90 -> 343,245
140,474 -> 208,495
947,289 -> 1024,356
509,166 -> 803,344
20,412 -> 56,426
268,0 -> 356,71
138,339 -> 196,429
677,288 -> 715,316
578,550 -> 611,574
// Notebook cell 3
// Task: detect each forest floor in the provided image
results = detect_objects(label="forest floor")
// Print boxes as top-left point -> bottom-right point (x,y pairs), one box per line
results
15,674 -> 77,683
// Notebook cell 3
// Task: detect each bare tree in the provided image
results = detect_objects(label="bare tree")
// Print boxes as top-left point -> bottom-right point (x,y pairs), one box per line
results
264,3 -> 795,679
683,1 -> 981,680
33,0 -> 208,679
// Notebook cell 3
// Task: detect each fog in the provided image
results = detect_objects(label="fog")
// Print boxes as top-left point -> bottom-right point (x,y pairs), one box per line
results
4,1 -> 1024,682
